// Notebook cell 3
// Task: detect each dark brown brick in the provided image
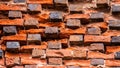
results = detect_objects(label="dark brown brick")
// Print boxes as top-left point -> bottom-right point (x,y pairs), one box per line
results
111,36 -> 120,44
90,59 -> 104,66
89,43 -> 105,52
69,35 -> 83,45
90,12 -> 104,22
6,42 -> 20,53
3,26 -> 17,35
115,52 -> 120,59
111,4 -> 120,15
87,27 -> 101,35
49,11 -> 63,22
108,20 -> 120,30
69,4 -> 83,14
28,4 -> 42,12
95,0 -> 109,8
48,58 -> 62,65
27,34 -> 41,45
8,11 -> 22,18
66,19 -> 81,29
32,48 -> 45,58
0,50 -> 3,59
25,65 -> 37,68
14,0 -> 26,3
48,41 -> 62,49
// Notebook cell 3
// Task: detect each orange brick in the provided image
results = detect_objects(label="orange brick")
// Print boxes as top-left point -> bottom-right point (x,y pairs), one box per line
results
106,46 -> 120,53
27,0 -> 53,4
88,51 -> 114,59
84,35 -> 111,43
105,60 -> 120,67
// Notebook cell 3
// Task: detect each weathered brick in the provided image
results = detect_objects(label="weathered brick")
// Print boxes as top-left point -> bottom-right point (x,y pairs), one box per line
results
115,52 -> 120,59
48,41 -> 62,49
24,18 -> 39,29
14,0 -> 26,3
27,34 -> 41,45
84,35 -> 111,44
25,65 -> 37,68
106,46 -> 120,54
32,48 -> 45,58
69,4 -> 83,14
12,66 -> 24,68
90,12 -> 104,22
67,65 -> 80,68
6,42 -> 20,53
72,49 -> 87,59
66,19 -> 81,29
108,20 -> 120,30
111,36 -> 120,44
90,59 -> 104,66
8,11 -> 22,18
95,0 -> 109,8
69,35 -> 83,45
28,4 -> 42,12
87,27 -> 101,35
46,49 -> 72,58
3,26 -> 17,35
111,4 -> 120,15
89,43 -> 105,52
38,65 -> 65,68
105,60 -> 120,67
5,57 -> 21,66
0,50 -> 3,58
48,58 -> 62,65
49,11 -> 63,22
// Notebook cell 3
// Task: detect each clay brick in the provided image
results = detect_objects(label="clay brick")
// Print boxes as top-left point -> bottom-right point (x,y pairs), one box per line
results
108,20 -> 120,30
5,57 -> 21,66
88,51 -> 114,59
24,18 -> 39,29
105,60 -> 120,67
25,65 -> 37,68
89,43 -> 105,52
67,65 -> 80,68
69,4 -> 83,14
6,42 -> 20,53
8,11 -> 22,18
72,49 -> 87,59
0,50 -> 3,58
95,0 -> 109,8
90,12 -> 104,22
28,4 -> 42,12
12,66 -> 24,68
54,0 -> 68,5
48,41 -> 62,49
49,11 -> 63,22
66,19 -> 81,29
27,34 -> 41,45
84,35 -> 111,44
69,35 -> 83,45
27,0 -> 53,4
115,52 -> 120,59
64,60 -> 90,66
87,27 -> 101,35
111,36 -> 120,44
38,65 -> 65,68
3,26 -> 17,35
111,4 -> 120,15
106,46 -> 120,54
46,49 -> 72,58
48,58 -> 62,65
90,59 -> 104,66
14,0 -> 26,3
32,48 -> 45,58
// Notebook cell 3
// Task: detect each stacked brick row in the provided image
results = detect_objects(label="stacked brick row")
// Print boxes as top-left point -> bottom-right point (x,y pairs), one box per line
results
0,0 -> 120,68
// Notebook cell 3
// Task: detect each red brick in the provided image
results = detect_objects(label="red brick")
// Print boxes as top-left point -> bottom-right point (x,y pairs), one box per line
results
27,0 -> 53,4
106,46 -> 120,53
25,65 -> 37,68
12,66 -> 24,68
38,65 -> 65,68
64,60 -> 90,67
105,60 -> 120,67
48,58 -> 62,65
84,35 -> 111,43
88,51 -> 114,59
46,49 -> 72,58
32,49 -> 45,58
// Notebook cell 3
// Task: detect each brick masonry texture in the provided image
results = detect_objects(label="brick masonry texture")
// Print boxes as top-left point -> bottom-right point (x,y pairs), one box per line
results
0,0 -> 120,68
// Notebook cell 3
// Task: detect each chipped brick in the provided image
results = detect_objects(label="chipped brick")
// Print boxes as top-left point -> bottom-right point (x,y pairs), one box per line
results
87,27 -> 101,35
49,11 -> 63,22
48,41 -> 62,49
32,48 -> 45,58
69,35 -> 83,45
66,19 -> 81,29
89,43 -> 105,52
8,11 -> 22,18
24,65 -> 37,68
28,4 -> 42,12
90,59 -> 104,66
27,34 -> 41,45
6,42 -> 20,53
3,26 -> 17,35
48,58 -> 62,65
